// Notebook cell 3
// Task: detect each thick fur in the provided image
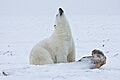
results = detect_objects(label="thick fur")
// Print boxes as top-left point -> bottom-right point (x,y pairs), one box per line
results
29,8 -> 75,65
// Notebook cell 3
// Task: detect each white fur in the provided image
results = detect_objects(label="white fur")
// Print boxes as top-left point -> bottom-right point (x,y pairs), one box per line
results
29,8 -> 75,65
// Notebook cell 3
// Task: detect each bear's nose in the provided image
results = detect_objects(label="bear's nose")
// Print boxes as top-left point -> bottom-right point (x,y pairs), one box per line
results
59,8 -> 64,16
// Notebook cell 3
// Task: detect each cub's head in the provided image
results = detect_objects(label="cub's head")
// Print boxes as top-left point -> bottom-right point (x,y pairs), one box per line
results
92,49 -> 107,68
92,49 -> 105,59
54,8 -> 69,28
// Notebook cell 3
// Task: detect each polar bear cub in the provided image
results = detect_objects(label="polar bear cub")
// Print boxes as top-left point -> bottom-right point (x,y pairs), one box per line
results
78,49 -> 106,69
29,8 -> 75,65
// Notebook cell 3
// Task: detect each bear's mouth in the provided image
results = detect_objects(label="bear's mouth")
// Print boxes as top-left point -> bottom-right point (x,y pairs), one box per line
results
59,8 -> 64,16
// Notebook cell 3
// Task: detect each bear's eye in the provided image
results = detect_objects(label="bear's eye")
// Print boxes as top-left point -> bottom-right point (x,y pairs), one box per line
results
54,25 -> 56,28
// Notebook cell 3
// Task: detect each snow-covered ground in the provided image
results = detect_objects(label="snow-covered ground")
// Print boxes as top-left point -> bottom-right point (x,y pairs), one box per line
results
0,15 -> 120,80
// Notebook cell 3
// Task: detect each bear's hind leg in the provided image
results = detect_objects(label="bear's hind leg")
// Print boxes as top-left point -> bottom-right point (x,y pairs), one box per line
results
30,47 -> 54,65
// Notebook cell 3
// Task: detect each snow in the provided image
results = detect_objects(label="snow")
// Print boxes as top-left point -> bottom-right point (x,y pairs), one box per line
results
0,15 -> 120,80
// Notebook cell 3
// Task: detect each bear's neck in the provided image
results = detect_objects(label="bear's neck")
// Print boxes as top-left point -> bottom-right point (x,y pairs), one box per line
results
52,24 -> 72,39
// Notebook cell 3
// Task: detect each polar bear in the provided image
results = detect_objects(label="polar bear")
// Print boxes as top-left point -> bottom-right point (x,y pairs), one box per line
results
29,8 -> 75,65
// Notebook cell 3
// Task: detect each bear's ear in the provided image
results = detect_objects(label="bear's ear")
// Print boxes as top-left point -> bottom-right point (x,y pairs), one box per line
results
59,8 -> 64,16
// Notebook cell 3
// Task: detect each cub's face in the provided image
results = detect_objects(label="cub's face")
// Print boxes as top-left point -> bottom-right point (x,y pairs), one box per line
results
92,49 -> 106,61
54,8 -> 68,27
92,49 -> 106,66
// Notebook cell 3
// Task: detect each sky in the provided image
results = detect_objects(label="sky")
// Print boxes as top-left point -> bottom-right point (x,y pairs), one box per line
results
0,0 -> 120,16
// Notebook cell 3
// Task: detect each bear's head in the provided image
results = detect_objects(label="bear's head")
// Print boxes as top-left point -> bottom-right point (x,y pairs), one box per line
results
59,8 -> 64,16
54,8 -> 69,29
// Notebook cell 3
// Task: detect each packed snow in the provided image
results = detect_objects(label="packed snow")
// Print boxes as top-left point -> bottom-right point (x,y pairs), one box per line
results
0,15 -> 120,80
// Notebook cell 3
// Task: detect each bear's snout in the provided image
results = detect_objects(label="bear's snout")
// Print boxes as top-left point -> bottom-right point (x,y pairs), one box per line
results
59,8 -> 64,16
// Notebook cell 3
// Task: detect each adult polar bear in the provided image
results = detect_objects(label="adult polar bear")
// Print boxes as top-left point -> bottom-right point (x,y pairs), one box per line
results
29,8 -> 75,65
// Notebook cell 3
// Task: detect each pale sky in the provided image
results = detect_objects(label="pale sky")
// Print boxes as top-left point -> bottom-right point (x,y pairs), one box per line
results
0,0 -> 120,16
